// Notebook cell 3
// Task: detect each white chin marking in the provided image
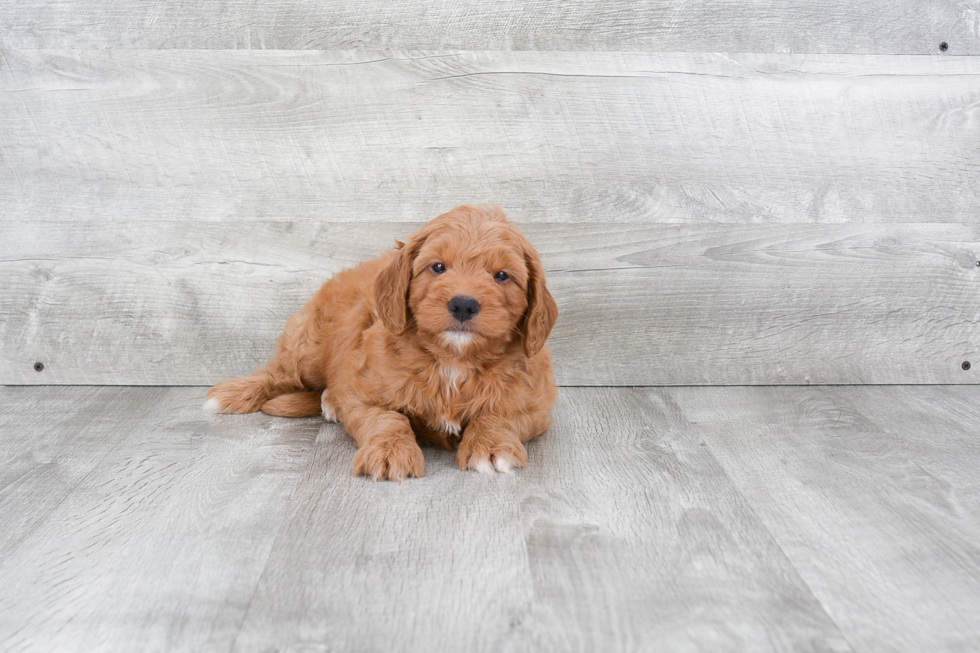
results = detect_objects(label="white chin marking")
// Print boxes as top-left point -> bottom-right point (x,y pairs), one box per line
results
442,331 -> 474,352
493,456 -> 516,474
204,397 -> 221,414
471,457 -> 496,475
320,389 -> 337,422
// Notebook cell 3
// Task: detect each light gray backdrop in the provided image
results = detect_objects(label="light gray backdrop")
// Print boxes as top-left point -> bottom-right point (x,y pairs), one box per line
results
2,2 -> 978,385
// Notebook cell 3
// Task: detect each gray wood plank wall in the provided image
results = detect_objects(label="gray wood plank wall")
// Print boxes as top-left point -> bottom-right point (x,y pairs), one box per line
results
3,220 -> 977,385
1,8 -> 978,385
0,1 -> 973,53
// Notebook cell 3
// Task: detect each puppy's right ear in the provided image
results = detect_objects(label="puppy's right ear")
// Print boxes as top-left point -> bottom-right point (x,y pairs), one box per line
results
374,238 -> 418,333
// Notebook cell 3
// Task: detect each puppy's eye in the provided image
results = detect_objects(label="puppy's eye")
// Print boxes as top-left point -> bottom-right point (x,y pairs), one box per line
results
494,271 -> 509,282
431,262 -> 446,274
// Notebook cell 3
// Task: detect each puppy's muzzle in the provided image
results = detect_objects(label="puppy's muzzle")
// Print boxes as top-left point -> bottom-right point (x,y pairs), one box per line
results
448,296 -> 480,323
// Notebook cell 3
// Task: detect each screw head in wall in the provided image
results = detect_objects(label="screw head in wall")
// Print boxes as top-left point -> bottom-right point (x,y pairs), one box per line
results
34,362 -> 44,372
963,361 -> 972,371
939,42 -> 949,51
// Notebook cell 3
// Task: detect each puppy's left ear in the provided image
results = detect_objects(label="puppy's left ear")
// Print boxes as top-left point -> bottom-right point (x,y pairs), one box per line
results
521,246 -> 558,357
375,238 -> 420,334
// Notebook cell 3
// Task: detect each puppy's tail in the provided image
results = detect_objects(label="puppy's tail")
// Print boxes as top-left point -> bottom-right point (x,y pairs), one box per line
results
260,391 -> 323,417
206,370 -> 324,418
205,373 -> 270,414
205,370 -> 295,415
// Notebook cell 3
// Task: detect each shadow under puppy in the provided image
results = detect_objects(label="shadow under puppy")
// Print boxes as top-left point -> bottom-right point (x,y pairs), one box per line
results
206,204 -> 559,481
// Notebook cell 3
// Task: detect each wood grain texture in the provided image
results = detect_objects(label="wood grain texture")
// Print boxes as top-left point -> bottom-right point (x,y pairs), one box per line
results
232,414 -> 536,651
0,386 -> 152,559
514,387 -> 851,652
0,386 -> 317,651
4,386 -> 980,651
233,386 -> 851,652
2,220 -> 977,386
0,0 -> 975,53
669,385 -> 980,653
3,50 -> 980,226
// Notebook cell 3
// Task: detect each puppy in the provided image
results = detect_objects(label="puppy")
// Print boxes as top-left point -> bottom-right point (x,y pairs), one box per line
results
206,204 -> 559,481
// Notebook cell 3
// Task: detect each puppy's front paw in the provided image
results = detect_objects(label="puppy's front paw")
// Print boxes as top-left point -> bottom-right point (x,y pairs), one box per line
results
353,437 -> 425,482
457,437 -> 527,475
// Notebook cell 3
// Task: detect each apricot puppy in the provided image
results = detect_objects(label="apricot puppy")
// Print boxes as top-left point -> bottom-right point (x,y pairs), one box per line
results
206,204 -> 559,481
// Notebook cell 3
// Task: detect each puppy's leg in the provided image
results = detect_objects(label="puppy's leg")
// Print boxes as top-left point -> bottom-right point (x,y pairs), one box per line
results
261,390 -> 323,417
344,405 -> 425,482
320,389 -> 339,422
457,411 -> 550,474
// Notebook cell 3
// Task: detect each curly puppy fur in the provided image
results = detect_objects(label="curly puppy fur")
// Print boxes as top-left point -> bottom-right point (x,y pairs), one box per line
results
206,204 -> 559,481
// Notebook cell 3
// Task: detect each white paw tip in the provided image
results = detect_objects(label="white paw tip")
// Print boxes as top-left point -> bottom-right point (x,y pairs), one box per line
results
493,456 -> 516,474
440,419 -> 461,436
320,390 -> 337,422
203,397 -> 221,414
471,457 -> 496,475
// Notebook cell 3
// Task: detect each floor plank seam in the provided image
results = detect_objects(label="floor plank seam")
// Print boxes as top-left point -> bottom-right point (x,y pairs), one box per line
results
227,436 -> 321,652
647,387 -> 863,653
694,431 -> 862,653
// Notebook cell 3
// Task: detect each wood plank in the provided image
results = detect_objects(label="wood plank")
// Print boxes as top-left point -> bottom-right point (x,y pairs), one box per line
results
6,386 -> 980,650
234,387 -> 852,652
2,220 -> 977,385
669,385 -> 980,652
0,386 -> 153,557
232,412 -> 535,650
0,387 -> 316,651
3,50 -> 980,226
0,0 -> 973,54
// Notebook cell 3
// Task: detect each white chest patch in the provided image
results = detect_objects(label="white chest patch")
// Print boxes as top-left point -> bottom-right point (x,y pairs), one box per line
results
440,365 -> 467,398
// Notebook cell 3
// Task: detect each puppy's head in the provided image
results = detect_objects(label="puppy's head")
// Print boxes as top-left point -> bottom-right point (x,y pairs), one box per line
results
375,204 -> 558,358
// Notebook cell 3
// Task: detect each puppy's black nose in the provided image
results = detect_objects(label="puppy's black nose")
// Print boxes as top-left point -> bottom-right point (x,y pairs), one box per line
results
448,296 -> 480,322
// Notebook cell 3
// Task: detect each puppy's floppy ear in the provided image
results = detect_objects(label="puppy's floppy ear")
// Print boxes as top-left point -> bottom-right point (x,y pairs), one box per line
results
375,237 -> 421,333
520,245 -> 558,357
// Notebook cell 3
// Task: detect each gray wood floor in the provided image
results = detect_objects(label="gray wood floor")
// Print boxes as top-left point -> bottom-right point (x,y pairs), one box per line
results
1,385 -> 978,652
